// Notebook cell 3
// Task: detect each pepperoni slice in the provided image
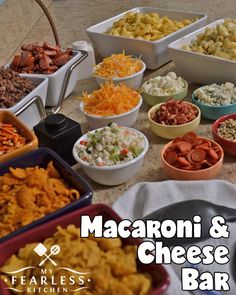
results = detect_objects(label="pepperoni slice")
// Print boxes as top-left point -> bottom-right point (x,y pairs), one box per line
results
208,148 -> 219,161
165,151 -> 178,165
164,132 -> 221,171
183,131 -> 197,143
192,164 -> 203,170
178,157 -> 191,166
194,142 -> 211,150
183,165 -> 194,170
172,137 -> 183,143
190,149 -> 206,162
175,141 -> 192,153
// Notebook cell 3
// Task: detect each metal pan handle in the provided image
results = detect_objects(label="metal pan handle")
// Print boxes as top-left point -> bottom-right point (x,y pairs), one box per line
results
14,95 -> 47,120
46,50 -> 88,115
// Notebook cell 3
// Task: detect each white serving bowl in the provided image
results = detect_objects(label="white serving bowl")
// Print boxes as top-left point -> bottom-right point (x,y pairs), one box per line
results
80,95 -> 143,130
73,127 -> 149,185
168,19 -> 236,84
93,60 -> 146,89
86,7 -> 207,69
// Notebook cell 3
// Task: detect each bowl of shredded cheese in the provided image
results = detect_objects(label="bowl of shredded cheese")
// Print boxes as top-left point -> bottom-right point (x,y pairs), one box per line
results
80,81 -> 143,129
93,52 -> 146,89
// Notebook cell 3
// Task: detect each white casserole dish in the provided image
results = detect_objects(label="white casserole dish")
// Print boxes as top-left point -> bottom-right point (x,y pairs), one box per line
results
6,75 -> 48,129
86,7 -> 207,69
168,19 -> 236,84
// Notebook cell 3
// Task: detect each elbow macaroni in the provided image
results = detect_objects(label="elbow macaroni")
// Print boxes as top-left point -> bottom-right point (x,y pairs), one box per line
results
1,225 -> 152,295
181,19 -> 236,61
106,12 -> 196,41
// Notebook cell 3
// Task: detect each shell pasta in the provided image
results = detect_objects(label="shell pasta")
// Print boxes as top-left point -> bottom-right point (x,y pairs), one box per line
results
106,12 -> 196,41
181,19 -> 236,61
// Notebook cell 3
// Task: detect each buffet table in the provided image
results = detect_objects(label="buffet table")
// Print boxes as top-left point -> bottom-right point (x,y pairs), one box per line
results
2,0 -> 235,204
0,1 -> 236,295
18,0 -> 233,205
64,74 -> 236,205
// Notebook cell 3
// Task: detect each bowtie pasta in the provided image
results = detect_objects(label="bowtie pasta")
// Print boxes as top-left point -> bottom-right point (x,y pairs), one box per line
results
106,12 -> 196,41
0,162 -> 80,238
181,19 -> 236,61
1,225 -> 152,295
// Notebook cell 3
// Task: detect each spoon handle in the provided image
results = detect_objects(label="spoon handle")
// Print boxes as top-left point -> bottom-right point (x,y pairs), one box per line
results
216,204 -> 236,221
231,244 -> 236,283
225,216 -> 236,222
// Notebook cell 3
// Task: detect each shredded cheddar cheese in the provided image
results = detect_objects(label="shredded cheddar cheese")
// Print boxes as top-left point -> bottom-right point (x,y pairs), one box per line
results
82,81 -> 140,116
94,52 -> 143,78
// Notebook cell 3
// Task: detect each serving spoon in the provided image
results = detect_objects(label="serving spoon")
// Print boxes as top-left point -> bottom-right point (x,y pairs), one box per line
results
143,199 -> 236,247
232,245 -> 236,283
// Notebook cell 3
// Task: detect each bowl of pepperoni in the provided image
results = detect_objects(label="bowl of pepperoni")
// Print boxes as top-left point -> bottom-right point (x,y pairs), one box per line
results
161,131 -> 224,180
148,99 -> 201,139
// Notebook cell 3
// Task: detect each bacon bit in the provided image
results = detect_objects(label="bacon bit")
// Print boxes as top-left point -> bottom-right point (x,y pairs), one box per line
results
151,99 -> 198,125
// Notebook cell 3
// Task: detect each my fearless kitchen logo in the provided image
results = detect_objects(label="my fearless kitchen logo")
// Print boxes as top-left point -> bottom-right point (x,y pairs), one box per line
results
3,243 -> 91,294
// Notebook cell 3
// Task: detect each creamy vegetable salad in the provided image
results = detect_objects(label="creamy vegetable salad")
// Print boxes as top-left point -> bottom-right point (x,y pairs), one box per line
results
75,123 -> 145,166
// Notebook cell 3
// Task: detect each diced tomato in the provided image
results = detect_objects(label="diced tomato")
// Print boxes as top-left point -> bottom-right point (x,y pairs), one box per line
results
121,148 -> 129,155
79,140 -> 87,145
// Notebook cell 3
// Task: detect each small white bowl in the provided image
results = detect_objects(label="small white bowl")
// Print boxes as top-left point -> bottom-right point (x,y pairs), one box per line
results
93,60 -> 146,89
73,127 -> 149,185
80,95 -> 143,130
